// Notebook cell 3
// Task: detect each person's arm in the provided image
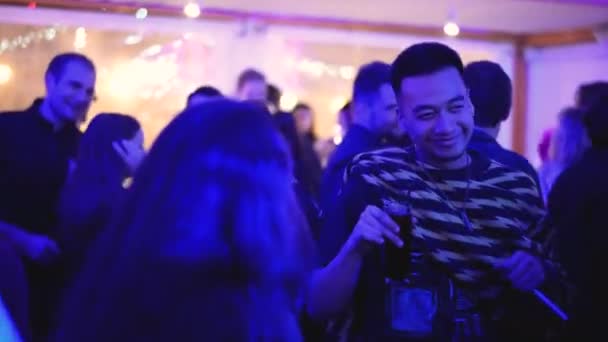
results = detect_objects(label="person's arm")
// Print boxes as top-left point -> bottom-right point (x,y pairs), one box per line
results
496,174 -> 564,292
308,163 -> 402,319
0,295 -> 22,342
0,221 -> 59,264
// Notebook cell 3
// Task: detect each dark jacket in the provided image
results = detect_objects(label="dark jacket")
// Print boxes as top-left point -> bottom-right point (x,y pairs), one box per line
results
319,125 -> 382,212
0,99 -> 81,236
468,129 -> 541,198
546,147 -> 608,340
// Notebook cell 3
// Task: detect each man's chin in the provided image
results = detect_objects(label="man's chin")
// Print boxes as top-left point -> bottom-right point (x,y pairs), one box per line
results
432,149 -> 467,163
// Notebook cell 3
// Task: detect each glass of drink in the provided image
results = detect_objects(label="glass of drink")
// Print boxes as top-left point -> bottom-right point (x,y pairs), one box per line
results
382,200 -> 413,280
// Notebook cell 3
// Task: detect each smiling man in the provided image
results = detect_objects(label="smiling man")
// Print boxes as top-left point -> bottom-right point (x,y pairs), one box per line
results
0,52 -> 96,339
310,43 -> 563,341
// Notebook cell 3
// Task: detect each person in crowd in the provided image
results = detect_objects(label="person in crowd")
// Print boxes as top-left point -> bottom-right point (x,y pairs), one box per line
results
0,239 -> 29,341
236,68 -> 268,103
310,42 -> 563,341
314,102 -> 354,169
338,101 -> 353,136
320,61 -> 402,213
0,294 -> 23,342
538,107 -> 590,202
186,86 -> 222,107
0,52 -> 96,340
53,100 -> 315,342
538,128 -> 554,166
464,61 -> 541,194
267,83 -> 283,114
291,103 -> 323,197
268,84 -> 323,239
56,113 -> 144,290
293,103 -> 316,141
547,96 -> 608,340
576,81 -> 608,109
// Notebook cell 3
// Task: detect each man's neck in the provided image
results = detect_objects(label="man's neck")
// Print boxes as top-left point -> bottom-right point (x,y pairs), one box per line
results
416,149 -> 469,170
476,125 -> 500,139
39,99 -> 65,131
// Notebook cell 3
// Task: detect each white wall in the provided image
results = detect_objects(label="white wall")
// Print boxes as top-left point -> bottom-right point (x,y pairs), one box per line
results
526,42 -> 608,166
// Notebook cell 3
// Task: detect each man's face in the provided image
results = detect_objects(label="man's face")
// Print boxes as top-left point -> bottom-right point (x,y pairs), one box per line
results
294,107 -> 313,135
398,67 -> 474,165
46,61 -> 96,123
239,79 -> 267,103
369,83 -> 400,137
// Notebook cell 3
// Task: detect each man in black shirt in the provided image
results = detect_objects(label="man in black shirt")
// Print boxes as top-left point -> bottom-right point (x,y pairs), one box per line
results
463,61 -> 541,194
320,62 -> 402,212
0,52 -> 96,339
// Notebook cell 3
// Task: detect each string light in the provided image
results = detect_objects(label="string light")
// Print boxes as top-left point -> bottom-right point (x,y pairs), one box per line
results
183,2 -> 201,18
287,57 -> 355,81
0,26 -> 59,55
124,34 -> 143,45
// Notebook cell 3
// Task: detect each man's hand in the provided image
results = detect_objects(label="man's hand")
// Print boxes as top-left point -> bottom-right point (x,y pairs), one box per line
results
344,205 -> 403,257
113,139 -> 145,174
496,250 -> 545,291
20,233 -> 60,264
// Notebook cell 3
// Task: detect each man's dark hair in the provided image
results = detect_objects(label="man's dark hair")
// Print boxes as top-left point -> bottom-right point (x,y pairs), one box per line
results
267,84 -> 282,109
293,103 -> 311,112
463,61 -> 512,128
187,86 -> 222,104
584,95 -> 608,147
237,68 -> 265,90
391,42 -> 464,95
45,52 -> 96,80
577,81 -> 608,109
353,61 -> 391,102
340,101 -> 351,113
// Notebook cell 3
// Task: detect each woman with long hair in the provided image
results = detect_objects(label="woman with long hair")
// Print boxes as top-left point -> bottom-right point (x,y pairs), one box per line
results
53,100 -> 315,341
56,113 -> 144,275
538,107 -> 590,202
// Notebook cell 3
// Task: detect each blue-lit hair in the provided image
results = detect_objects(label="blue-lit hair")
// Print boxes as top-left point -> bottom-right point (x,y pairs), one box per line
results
53,100 -> 314,341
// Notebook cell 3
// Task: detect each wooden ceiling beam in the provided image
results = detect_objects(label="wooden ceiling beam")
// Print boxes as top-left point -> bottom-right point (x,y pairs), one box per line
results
0,0 -> 601,47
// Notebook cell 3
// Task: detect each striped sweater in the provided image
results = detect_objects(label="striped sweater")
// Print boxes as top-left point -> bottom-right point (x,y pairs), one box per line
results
345,146 -> 553,290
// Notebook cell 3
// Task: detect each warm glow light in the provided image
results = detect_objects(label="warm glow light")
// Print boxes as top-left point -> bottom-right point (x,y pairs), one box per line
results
279,92 -> 298,111
105,57 -> 179,101
333,135 -> 343,145
0,64 -> 13,85
124,34 -> 143,45
74,26 -> 87,49
135,8 -> 148,20
443,21 -> 460,37
183,2 -> 201,18
339,65 -> 356,80
329,96 -> 347,114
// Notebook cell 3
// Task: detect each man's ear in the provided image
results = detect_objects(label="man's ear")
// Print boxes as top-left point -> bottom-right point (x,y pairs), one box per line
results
45,73 -> 57,93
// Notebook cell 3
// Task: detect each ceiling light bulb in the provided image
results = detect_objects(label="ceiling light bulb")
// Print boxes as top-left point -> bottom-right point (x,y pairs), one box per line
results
135,8 -> 148,20
184,2 -> 201,18
443,21 -> 460,37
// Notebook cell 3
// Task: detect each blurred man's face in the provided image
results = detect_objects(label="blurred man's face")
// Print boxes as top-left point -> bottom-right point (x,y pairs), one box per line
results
238,79 -> 267,103
46,61 -> 96,123
369,83 -> 399,137
294,107 -> 313,135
